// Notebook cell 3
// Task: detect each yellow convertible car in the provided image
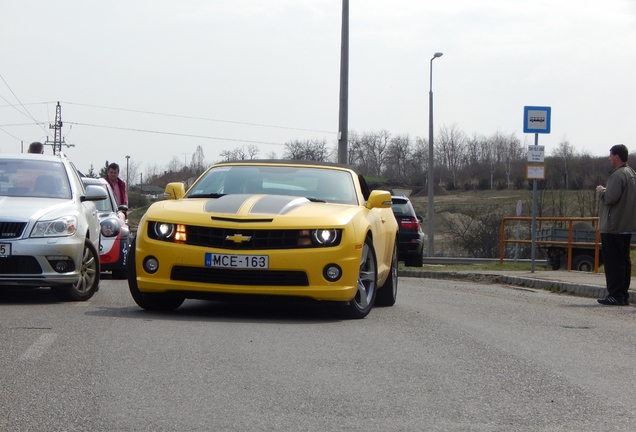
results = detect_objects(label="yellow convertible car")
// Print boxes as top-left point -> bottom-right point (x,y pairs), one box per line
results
128,160 -> 399,319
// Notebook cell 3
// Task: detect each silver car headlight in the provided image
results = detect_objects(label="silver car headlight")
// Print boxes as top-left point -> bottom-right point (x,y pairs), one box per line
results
31,216 -> 78,237
100,217 -> 121,237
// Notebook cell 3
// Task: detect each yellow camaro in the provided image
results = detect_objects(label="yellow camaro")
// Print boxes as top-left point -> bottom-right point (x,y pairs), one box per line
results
128,160 -> 399,319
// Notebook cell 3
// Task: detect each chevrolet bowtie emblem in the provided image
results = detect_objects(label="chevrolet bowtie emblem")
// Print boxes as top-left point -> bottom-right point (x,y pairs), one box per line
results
226,234 -> 252,243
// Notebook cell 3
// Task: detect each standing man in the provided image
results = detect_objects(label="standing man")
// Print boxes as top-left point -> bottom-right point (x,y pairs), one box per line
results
596,144 -> 636,306
105,162 -> 128,208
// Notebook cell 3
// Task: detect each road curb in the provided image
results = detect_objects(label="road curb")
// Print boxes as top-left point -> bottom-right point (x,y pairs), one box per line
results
397,270 -> 632,302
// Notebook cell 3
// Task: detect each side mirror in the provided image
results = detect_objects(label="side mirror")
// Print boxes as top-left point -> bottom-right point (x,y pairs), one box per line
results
164,182 -> 186,200
366,190 -> 392,209
82,185 -> 108,202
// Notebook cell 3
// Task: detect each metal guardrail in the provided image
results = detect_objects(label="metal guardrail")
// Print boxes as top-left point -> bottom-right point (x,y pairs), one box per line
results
499,217 -> 601,272
422,257 -> 547,266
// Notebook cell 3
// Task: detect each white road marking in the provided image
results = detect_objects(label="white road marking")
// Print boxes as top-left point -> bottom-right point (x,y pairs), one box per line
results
19,333 -> 58,360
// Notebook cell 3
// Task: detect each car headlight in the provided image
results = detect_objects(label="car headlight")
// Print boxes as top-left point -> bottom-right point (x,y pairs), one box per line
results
100,217 -> 121,237
148,222 -> 187,242
299,229 -> 341,247
154,222 -> 175,239
31,216 -> 78,238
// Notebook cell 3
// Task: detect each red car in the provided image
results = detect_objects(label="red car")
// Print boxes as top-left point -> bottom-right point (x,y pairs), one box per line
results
82,178 -> 130,279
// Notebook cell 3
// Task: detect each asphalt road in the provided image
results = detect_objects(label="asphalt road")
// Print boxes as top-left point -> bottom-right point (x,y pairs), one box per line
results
1,276 -> 635,431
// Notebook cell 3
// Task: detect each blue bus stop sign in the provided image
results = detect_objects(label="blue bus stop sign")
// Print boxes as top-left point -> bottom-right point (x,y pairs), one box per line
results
523,106 -> 551,134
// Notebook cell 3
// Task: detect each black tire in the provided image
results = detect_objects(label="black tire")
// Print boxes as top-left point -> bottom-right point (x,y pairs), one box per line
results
404,250 -> 424,267
549,258 -> 561,271
572,254 -> 595,272
340,236 -> 377,319
376,239 -> 398,307
51,239 -> 100,301
546,248 -> 563,270
127,238 -> 184,311
111,268 -> 128,280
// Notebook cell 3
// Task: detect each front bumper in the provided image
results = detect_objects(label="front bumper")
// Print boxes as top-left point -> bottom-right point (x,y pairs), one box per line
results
0,236 -> 85,287
134,237 -> 362,302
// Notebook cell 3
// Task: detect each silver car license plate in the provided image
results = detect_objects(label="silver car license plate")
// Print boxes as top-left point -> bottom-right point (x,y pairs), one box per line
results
0,242 -> 11,257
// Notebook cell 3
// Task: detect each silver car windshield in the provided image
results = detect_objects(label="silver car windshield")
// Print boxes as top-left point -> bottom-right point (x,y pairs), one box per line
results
186,165 -> 358,205
0,159 -> 71,199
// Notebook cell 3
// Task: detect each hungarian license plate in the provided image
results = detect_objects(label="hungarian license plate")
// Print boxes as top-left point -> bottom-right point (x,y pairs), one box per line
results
0,242 -> 11,257
205,253 -> 269,269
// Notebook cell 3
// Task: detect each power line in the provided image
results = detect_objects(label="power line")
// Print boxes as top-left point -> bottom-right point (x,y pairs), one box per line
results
64,121 -> 287,146
1,99 -> 333,150
0,75 -> 50,138
60,101 -> 335,135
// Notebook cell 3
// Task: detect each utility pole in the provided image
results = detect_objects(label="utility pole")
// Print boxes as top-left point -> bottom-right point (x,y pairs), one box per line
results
337,0 -> 349,164
44,101 -> 74,155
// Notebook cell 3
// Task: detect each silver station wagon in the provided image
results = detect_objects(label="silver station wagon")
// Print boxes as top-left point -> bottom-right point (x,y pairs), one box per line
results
0,153 -> 107,300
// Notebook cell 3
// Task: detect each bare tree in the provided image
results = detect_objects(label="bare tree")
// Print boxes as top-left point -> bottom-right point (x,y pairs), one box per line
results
167,155 -> 182,173
551,137 -> 576,189
437,124 -> 466,189
483,136 -> 498,190
464,134 -> 488,189
347,131 -> 361,166
350,131 -> 391,177
384,134 -> 412,180
409,137 -> 427,186
246,144 -> 260,160
441,207 -> 508,258
500,132 -> 523,188
144,163 -> 158,183
219,147 -> 248,161
283,139 -> 333,161
127,160 -> 141,186
190,145 -> 206,176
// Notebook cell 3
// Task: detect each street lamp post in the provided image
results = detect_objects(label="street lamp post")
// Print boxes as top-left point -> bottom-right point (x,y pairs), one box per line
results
125,155 -> 130,190
427,52 -> 443,258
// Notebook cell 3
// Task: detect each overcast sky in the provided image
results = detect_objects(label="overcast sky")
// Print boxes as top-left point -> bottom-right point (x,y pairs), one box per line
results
1,0 -> 635,178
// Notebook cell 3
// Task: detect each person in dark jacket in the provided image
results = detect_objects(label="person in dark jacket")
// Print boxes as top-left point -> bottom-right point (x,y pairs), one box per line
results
596,144 -> 636,306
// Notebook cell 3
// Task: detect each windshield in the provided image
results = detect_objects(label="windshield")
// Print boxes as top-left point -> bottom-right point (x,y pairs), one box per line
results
186,165 -> 358,205
0,159 -> 71,199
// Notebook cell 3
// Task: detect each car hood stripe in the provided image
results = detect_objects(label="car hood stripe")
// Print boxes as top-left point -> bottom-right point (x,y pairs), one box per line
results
204,194 -> 311,216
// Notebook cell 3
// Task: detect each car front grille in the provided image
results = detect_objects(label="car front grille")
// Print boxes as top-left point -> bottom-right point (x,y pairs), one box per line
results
0,222 -> 28,239
171,266 -> 309,286
185,226 -> 305,250
0,256 -> 43,274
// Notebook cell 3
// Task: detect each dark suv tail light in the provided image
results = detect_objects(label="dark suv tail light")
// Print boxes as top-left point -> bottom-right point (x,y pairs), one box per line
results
399,217 -> 420,230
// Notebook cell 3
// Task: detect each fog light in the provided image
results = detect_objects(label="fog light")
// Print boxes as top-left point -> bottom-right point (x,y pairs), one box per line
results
55,261 -> 68,272
47,256 -> 75,273
144,256 -> 159,274
323,264 -> 342,282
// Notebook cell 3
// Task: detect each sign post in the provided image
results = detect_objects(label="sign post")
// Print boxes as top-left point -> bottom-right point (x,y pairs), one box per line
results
524,106 -> 551,272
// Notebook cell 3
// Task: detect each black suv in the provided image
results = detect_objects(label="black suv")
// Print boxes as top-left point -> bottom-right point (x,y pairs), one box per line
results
391,196 -> 425,267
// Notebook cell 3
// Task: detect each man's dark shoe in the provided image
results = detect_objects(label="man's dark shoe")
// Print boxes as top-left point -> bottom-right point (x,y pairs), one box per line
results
597,296 -> 629,306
